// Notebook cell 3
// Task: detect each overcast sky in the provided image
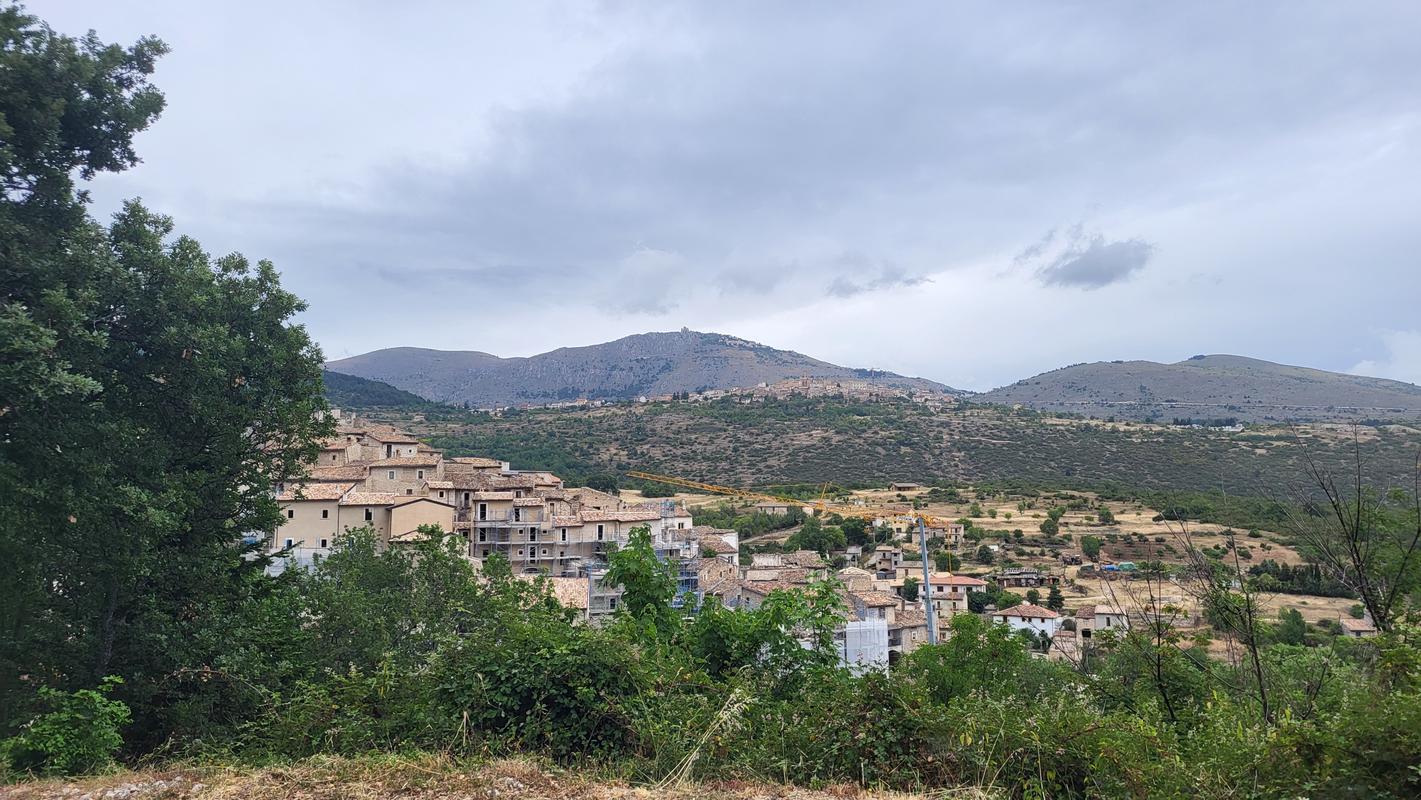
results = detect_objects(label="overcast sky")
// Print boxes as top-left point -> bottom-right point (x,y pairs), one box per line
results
36,1 -> 1421,391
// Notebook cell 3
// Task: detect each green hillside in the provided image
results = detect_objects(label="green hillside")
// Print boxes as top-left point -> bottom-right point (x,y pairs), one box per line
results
322,370 -> 432,409
394,396 -> 1421,496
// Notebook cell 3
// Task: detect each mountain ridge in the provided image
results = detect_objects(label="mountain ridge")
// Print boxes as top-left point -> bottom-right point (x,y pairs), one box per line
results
977,353 -> 1421,422
326,330 -> 956,407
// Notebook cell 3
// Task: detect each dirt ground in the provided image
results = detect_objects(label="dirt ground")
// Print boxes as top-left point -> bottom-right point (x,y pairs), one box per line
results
0,757 -> 987,800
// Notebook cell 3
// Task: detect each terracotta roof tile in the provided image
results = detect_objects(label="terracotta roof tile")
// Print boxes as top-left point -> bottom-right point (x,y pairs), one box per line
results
853,591 -> 901,607
307,465 -> 368,481
368,456 -> 442,467
278,482 -> 355,501
340,491 -> 404,506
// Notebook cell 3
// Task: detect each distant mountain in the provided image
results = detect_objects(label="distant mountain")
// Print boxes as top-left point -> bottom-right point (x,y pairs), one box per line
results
321,370 -> 429,409
325,330 -> 958,408
976,354 -> 1421,422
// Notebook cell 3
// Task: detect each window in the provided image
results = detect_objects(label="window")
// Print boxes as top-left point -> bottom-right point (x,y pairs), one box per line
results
482,548 -> 490,557
541,548 -> 548,556
438,491 -> 445,499
331,454 -> 338,463
529,529 -> 537,542
406,488 -> 413,495
513,508 -> 521,522
387,470 -> 396,480
284,538 -> 294,548
517,549 -> 524,556
319,538 -> 328,548
560,529 -> 567,542
678,522 -> 685,529
478,530 -> 487,542
478,503 -> 487,520
286,509 -> 294,519
321,509 -> 329,519
597,524 -> 605,541
417,469 -> 424,480
608,598 -> 618,610
364,508 -> 373,522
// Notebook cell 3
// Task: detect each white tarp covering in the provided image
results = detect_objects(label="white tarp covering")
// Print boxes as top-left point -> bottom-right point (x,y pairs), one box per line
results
841,619 -> 889,673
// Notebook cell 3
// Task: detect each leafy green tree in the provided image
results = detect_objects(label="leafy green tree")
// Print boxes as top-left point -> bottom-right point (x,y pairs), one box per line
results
934,550 -> 961,572
1026,589 -> 1041,605
976,545 -> 995,565
1081,535 -> 1103,561
1040,516 -> 1060,536
0,8 -> 330,741
1273,607 -> 1307,647
902,576 -> 920,601
840,516 -> 869,547
1046,585 -> 1065,611
1097,507 -> 1117,525
785,516 -> 846,556
604,526 -> 678,634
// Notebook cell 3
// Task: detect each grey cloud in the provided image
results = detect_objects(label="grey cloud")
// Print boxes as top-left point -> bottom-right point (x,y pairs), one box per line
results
47,0 -> 1421,374
1037,235 -> 1155,289
1013,229 -> 1056,266
826,267 -> 932,298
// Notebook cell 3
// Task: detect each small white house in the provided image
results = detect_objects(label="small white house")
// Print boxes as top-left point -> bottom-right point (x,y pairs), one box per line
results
992,603 -> 1061,637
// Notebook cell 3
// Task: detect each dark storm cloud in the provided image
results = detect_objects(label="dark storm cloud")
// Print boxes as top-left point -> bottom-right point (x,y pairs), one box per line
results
1037,235 -> 1155,289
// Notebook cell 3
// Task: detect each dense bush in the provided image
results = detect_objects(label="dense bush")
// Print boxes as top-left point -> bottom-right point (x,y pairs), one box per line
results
1,679 -> 131,777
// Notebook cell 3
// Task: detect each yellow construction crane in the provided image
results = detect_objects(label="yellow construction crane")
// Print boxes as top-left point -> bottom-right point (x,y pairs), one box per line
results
626,469 -> 957,644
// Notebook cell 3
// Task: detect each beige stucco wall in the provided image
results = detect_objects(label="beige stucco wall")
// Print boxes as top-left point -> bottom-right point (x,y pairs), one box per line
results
337,505 -> 391,542
276,499 -> 341,548
391,499 -> 455,537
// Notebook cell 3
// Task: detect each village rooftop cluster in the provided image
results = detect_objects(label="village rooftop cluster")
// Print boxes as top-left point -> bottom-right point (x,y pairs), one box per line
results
266,411 -> 1211,667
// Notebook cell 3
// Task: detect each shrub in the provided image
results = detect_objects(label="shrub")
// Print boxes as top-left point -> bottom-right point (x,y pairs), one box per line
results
2,678 -> 131,776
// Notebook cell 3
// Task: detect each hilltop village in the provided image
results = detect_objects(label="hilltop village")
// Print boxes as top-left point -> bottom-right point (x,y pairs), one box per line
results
271,411 -> 1373,669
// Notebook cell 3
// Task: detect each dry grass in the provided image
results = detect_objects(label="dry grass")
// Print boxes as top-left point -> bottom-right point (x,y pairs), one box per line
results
0,756 -> 989,800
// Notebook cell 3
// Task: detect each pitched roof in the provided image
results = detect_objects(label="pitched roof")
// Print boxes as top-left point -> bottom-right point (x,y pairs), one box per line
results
525,576 -> 589,610
1075,605 -> 1097,618
996,603 -> 1059,619
425,480 -> 454,489
368,455 -> 442,467
277,482 -> 355,501
391,497 -> 454,510
853,591 -> 901,608
340,491 -> 404,506
307,465 -> 368,481
1339,617 -> 1376,633
450,456 -> 503,467
363,428 -> 418,444
928,573 -> 988,587
782,550 -> 829,568
512,497 -> 545,507
892,609 -> 928,628
698,536 -> 737,554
